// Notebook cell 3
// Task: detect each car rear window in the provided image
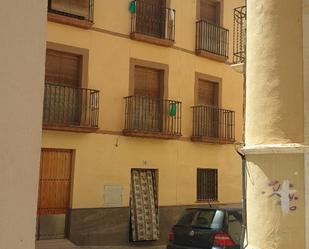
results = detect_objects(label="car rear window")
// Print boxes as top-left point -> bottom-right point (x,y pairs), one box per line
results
176,209 -> 224,229
176,209 -> 198,226
192,210 -> 224,229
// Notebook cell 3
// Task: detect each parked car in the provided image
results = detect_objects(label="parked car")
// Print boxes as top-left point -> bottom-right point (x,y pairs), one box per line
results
167,205 -> 242,249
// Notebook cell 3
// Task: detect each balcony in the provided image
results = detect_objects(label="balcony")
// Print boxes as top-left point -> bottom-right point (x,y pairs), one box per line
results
130,0 -> 175,47
196,20 -> 229,62
48,0 -> 94,29
191,105 -> 235,143
43,83 -> 100,132
231,6 -> 246,73
123,96 -> 182,139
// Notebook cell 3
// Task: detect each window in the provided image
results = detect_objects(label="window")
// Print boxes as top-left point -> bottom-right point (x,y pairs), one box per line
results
197,79 -> 219,106
197,168 -> 218,201
134,66 -> 164,98
199,0 -> 221,25
196,79 -> 220,138
176,209 -> 199,226
45,49 -> 82,87
228,211 -> 242,245
193,210 -> 224,229
43,45 -> 98,128
48,0 -> 93,21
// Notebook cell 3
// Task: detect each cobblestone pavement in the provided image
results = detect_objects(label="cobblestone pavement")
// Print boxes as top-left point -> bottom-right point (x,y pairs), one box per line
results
36,239 -> 166,249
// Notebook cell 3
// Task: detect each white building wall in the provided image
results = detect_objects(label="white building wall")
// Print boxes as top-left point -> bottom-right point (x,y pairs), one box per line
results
0,1 -> 46,248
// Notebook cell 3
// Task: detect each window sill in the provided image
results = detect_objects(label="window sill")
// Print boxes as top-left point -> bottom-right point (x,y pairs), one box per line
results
43,124 -> 99,133
123,130 -> 181,140
191,136 -> 235,144
195,200 -> 219,204
48,13 -> 93,29
130,32 -> 175,47
196,50 -> 228,63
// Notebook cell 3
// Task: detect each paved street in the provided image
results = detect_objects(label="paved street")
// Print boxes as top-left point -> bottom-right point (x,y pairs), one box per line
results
36,240 -> 166,249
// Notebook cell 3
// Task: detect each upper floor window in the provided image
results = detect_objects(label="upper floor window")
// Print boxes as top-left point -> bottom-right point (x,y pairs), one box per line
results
196,0 -> 229,60
43,46 -> 100,130
130,0 -> 176,46
123,59 -> 182,139
45,49 -> 82,87
197,79 -> 219,107
48,0 -> 94,29
200,0 -> 221,25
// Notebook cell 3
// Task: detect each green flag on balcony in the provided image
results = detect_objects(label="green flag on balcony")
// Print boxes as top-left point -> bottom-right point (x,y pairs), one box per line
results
129,1 -> 136,14
169,102 -> 177,117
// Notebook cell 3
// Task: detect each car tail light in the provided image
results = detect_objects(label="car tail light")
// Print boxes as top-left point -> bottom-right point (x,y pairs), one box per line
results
213,232 -> 235,247
168,229 -> 175,241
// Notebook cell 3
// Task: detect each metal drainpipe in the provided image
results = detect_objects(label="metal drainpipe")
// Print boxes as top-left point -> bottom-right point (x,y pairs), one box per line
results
240,1 -> 248,248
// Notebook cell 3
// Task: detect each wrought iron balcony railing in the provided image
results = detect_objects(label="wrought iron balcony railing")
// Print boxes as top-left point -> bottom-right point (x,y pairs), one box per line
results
192,105 -> 235,142
233,6 -> 246,64
196,20 -> 229,58
124,95 -> 181,137
48,0 -> 94,23
131,0 -> 175,41
43,83 -> 99,129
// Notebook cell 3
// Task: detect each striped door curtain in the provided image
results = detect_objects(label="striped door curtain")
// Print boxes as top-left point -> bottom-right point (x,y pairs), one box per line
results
130,169 -> 159,241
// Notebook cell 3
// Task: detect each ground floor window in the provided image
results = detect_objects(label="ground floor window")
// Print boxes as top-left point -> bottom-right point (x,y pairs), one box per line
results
130,169 -> 159,241
197,168 -> 218,201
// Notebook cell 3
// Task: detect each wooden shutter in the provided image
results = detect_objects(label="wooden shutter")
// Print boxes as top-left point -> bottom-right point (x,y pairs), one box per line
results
200,0 -> 220,25
45,49 -> 81,87
38,149 -> 73,215
134,66 -> 163,98
51,0 -> 89,18
197,79 -> 219,106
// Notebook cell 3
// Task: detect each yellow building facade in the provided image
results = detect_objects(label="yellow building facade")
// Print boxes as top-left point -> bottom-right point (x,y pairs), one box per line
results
39,0 -> 244,245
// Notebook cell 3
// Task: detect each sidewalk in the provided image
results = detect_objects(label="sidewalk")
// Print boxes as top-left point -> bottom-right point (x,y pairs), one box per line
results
36,239 -> 166,249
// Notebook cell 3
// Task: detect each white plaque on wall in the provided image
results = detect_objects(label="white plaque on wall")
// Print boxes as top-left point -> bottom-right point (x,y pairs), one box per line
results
103,185 -> 123,207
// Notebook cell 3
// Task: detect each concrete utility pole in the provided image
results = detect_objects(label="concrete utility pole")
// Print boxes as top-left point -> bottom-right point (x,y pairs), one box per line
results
243,0 -> 307,248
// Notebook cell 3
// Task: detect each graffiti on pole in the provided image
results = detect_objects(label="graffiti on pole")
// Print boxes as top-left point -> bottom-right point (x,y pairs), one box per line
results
262,180 -> 298,214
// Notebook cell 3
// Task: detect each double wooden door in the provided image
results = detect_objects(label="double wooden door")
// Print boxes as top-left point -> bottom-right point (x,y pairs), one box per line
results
37,149 -> 73,239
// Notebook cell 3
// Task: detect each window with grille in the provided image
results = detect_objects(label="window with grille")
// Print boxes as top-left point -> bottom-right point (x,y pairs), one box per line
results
197,168 -> 218,201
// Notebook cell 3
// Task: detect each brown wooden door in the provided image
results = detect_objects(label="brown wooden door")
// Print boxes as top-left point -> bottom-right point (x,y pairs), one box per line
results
197,79 -> 219,138
135,0 -> 166,38
37,149 -> 73,239
200,0 -> 220,25
133,66 -> 164,132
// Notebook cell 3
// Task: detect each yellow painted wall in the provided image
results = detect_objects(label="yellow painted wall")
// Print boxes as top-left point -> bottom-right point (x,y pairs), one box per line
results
43,0 -> 245,208
42,132 -> 242,208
